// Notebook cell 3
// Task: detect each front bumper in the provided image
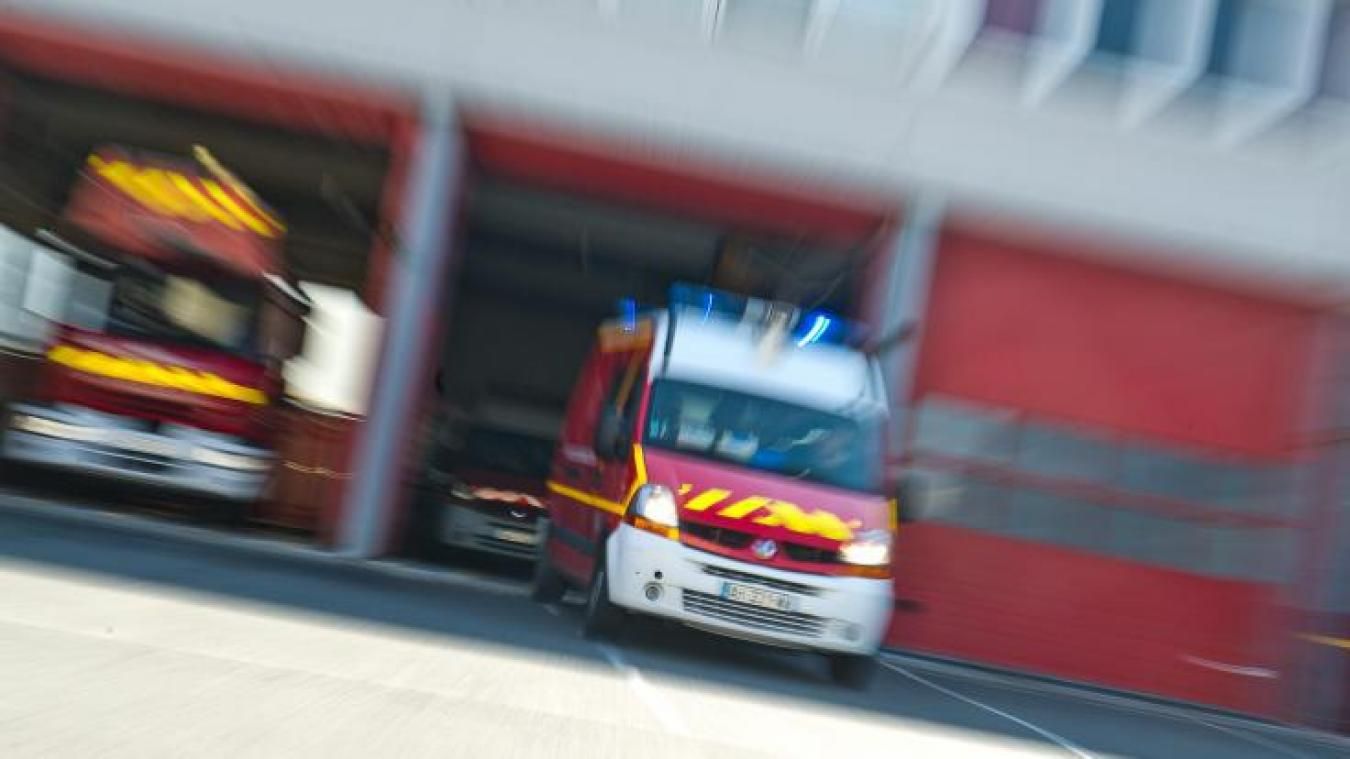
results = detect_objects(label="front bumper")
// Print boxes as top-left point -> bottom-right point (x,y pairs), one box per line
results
437,501 -> 542,560
2,403 -> 272,502
606,524 -> 892,655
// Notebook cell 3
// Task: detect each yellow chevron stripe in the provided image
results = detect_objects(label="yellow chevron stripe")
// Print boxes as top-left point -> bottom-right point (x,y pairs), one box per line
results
717,496 -> 772,520
203,180 -> 278,238
169,173 -> 245,230
683,487 -> 732,512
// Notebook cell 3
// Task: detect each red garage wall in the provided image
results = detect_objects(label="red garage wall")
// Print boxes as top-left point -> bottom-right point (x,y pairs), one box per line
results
892,525 -> 1286,713
889,229 -> 1319,717
914,230 -> 1316,456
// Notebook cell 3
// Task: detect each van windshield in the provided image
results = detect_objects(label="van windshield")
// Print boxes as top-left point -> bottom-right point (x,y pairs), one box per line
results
102,262 -> 259,354
643,379 -> 882,493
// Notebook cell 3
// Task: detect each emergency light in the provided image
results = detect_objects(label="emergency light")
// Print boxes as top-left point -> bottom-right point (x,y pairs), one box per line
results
667,282 -> 802,330
665,283 -> 856,348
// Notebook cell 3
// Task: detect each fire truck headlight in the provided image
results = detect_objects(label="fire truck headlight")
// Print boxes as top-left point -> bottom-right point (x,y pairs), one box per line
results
839,529 -> 892,567
628,485 -> 680,539
192,447 -> 271,472
10,414 -> 102,442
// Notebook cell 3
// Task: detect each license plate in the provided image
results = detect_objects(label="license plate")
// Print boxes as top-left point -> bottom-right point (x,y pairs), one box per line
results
722,582 -> 794,612
492,528 -> 537,545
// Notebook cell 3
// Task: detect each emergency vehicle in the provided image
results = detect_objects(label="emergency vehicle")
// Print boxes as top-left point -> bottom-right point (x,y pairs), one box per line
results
533,285 -> 895,686
416,414 -> 553,561
2,145 -> 307,517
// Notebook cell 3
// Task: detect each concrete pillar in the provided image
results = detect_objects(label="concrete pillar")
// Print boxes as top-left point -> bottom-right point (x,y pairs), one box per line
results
338,95 -> 461,558
875,194 -> 945,460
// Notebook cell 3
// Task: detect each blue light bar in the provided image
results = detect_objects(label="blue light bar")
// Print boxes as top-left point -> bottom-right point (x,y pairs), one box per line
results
618,297 -> 638,332
668,283 -> 754,322
667,283 -> 865,348
792,310 -> 850,347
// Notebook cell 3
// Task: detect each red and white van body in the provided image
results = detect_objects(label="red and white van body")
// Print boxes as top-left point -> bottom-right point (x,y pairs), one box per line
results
544,302 -> 894,656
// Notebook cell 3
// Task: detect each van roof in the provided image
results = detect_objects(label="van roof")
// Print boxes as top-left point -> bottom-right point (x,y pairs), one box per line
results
650,311 -> 885,415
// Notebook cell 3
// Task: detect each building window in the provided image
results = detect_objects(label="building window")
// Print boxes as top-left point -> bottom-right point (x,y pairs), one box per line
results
982,0 -> 1042,36
1105,508 -> 1202,573
1118,446 -> 1291,516
912,396 -> 1019,465
717,0 -> 814,53
908,467 -> 1008,531
1004,488 -> 1111,553
1321,1 -> 1350,99
1094,0 -> 1141,57
905,393 -> 1303,583
1204,525 -> 1295,584
1015,419 -> 1116,484
1205,0 -> 1299,87
615,0 -> 708,37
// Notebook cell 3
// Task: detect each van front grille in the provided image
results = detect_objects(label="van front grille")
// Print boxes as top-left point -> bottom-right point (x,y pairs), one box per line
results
682,589 -> 826,638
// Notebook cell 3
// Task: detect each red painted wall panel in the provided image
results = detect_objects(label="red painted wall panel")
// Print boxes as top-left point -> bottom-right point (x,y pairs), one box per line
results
892,230 -> 1321,718
914,230 -> 1318,457
888,524 -> 1285,716
465,120 -> 891,247
0,11 -> 412,146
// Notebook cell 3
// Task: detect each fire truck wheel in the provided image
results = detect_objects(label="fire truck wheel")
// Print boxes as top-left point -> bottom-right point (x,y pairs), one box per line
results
582,545 -> 623,640
827,653 -> 878,689
530,521 -> 567,603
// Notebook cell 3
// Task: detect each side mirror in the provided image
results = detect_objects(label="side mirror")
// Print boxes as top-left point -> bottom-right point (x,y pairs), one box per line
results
594,407 -> 630,460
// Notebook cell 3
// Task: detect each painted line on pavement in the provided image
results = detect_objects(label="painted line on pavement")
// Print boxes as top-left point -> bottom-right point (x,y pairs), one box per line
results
882,651 -> 1350,752
597,643 -> 690,737
881,660 -> 1094,758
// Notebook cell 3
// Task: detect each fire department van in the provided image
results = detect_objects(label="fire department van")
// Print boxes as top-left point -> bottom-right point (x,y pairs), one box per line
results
532,285 -> 894,686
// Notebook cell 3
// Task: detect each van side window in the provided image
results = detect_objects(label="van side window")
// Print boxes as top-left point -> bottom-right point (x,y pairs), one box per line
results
592,356 -> 643,457
606,357 -> 643,430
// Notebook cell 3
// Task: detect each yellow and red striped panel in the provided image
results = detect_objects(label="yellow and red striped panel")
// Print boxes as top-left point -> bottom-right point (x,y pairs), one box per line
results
87,153 -> 285,239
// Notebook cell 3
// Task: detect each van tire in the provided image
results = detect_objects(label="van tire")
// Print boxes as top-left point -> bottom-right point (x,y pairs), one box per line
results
828,653 -> 878,689
582,544 -> 622,640
530,520 -> 567,603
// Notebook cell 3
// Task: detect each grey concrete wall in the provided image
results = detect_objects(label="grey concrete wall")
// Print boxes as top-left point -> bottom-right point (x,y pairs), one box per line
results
4,0 -> 1349,297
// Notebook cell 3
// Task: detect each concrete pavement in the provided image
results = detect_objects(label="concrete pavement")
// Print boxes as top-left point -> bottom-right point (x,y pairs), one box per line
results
0,496 -> 1344,758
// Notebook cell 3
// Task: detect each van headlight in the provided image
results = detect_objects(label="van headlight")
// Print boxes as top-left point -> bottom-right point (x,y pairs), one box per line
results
10,414 -> 102,442
192,447 -> 271,472
626,484 -> 680,539
839,529 -> 892,566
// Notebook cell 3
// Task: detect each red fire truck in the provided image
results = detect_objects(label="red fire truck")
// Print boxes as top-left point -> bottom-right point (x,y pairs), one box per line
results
533,285 -> 895,686
2,145 -> 307,518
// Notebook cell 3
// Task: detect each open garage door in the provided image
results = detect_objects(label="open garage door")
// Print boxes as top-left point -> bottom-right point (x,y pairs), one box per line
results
890,229 -> 1319,717
396,164 -> 888,567
0,69 -> 396,528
